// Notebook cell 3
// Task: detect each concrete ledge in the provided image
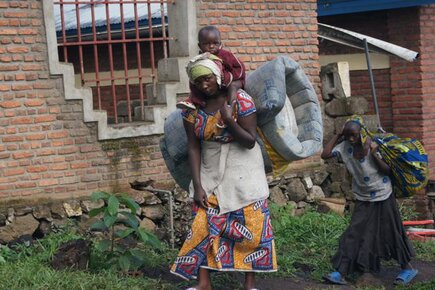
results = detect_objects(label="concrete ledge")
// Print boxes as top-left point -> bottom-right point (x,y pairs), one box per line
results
42,0 -> 188,140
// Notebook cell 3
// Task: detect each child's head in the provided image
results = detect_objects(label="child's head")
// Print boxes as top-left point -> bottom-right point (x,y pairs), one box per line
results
343,121 -> 362,145
198,26 -> 222,55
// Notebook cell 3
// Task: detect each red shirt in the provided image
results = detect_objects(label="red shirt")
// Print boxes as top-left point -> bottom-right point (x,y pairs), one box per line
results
189,48 -> 246,106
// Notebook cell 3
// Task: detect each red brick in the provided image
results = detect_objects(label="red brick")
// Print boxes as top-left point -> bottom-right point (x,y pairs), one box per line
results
0,101 -> 20,108
4,168 -> 25,176
34,115 -> 56,123
0,29 -> 17,35
2,136 -> 23,142
39,179 -> 59,187
48,131 -> 68,139
13,152 -> 33,159
11,117 -> 33,125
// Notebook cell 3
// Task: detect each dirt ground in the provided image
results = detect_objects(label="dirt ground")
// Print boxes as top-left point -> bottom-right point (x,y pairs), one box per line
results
145,260 -> 435,289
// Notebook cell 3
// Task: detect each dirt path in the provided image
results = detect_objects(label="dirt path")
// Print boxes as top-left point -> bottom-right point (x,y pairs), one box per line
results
255,260 -> 435,290
148,260 -> 435,289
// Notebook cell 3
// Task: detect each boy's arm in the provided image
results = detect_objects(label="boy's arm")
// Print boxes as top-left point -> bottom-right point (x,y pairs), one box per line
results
370,142 -> 391,175
321,133 -> 342,159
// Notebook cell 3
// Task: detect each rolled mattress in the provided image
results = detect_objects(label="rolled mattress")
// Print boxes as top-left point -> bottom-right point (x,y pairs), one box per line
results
160,56 -> 323,190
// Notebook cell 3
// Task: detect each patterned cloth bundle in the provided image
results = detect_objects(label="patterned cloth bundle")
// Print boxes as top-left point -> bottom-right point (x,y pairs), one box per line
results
347,115 -> 428,198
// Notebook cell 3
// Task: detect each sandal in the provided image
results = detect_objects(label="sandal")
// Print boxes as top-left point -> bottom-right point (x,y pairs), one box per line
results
323,271 -> 347,285
394,269 -> 418,285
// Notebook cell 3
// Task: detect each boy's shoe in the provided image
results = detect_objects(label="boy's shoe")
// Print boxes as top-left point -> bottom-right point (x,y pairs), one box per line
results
394,269 -> 418,285
323,271 -> 347,285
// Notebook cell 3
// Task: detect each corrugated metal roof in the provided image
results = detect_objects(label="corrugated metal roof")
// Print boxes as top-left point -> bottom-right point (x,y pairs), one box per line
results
318,0 -> 435,16
54,1 -> 166,36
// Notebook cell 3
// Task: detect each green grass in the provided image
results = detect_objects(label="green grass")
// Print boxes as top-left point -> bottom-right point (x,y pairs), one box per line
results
0,229 -> 175,290
269,203 -> 349,280
0,206 -> 434,290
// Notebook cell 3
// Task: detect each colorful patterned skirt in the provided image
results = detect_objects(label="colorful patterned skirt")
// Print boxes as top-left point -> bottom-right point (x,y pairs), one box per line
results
170,194 -> 277,280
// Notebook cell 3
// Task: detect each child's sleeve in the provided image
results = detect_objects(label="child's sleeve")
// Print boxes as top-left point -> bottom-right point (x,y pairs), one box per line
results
219,50 -> 246,87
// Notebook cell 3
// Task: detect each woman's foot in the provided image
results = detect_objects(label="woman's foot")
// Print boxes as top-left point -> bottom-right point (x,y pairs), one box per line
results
323,271 -> 347,285
244,272 -> 256,290
188,268 -> 211,290
394,269 -> 418,285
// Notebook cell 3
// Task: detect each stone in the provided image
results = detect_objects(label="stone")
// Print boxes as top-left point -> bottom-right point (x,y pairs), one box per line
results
327,181 -> 343,194
348,96 -> 369,115
312,170 -> 329,186
0,214 -> 39,244
325,96 -> 369,117
6,208 -> 15,224
141,205 -> 165,221
325,98 -> 347,117
174,188 -> 190,203
306,185 -> 325,202
295,208 -> 305,216
269,186 -> 288,206
144,194 -> 162,205
81,200 -> 104,213
327,163 -> 349,182
63,201 -> 83,217
286,201 -> 297,216
128,191 -> 146,205
51,203 -> 67,219
34,220 -> 51,238
283,173 -> 298,180
0,213 -> 6,227
301,176 -> 313,190
297,201 -> 308,208
33,205 -> 52,221
320,61 -> 350,100
322,116 -> 336,146
334,115 -> 378,134
139,217 -> 157,233
14,206 -> 33,216
286,179 -> 308,203
78,214 -> 101,234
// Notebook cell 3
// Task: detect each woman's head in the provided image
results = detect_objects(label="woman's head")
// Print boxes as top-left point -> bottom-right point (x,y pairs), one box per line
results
343,121 -> 361,145
186,53 -> 223,98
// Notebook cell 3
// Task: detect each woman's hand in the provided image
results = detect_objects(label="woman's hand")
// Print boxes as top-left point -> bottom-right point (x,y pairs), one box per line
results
194,186 -> 209,209
219,101 -> 235,124
370,141 -> 379,155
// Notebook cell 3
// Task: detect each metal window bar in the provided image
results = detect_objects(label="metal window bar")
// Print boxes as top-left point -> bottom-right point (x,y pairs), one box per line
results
54,0 -> 171,124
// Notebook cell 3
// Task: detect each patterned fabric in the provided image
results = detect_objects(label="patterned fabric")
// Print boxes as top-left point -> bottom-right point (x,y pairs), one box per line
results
345,115 -> 428,198
181,89 -> 256,143
188,48 -> 246,107
186,53 -> 223,87
170,194 -> 277,280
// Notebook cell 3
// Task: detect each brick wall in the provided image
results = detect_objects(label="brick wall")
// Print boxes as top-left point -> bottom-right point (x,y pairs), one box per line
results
420,5 -> 435,180
0,0 -> 171,204
0,0 -> 321,204
196,0 -> 320,89
350,69 -> 393,132
196,0 -> 322,169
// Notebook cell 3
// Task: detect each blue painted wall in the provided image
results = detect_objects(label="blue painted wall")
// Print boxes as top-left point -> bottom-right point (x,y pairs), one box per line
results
318,0 -> 435,16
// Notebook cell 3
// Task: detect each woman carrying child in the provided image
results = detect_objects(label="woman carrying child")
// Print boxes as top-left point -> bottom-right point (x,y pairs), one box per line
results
321,115 -> 417,286
170,53 -> 277,290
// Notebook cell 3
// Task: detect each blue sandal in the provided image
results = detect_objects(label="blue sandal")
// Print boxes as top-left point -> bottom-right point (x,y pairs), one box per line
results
394,269 -> 418,285
323,271 -> 347,285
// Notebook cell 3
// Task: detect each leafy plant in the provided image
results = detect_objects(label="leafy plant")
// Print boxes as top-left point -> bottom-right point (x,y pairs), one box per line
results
89,191 -> 162,272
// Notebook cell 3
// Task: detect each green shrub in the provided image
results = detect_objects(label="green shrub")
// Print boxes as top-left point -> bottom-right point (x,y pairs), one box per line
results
89,191 -> 162,272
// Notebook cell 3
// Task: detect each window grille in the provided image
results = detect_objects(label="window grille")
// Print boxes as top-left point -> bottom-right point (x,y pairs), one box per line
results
54,0 -> 170,124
